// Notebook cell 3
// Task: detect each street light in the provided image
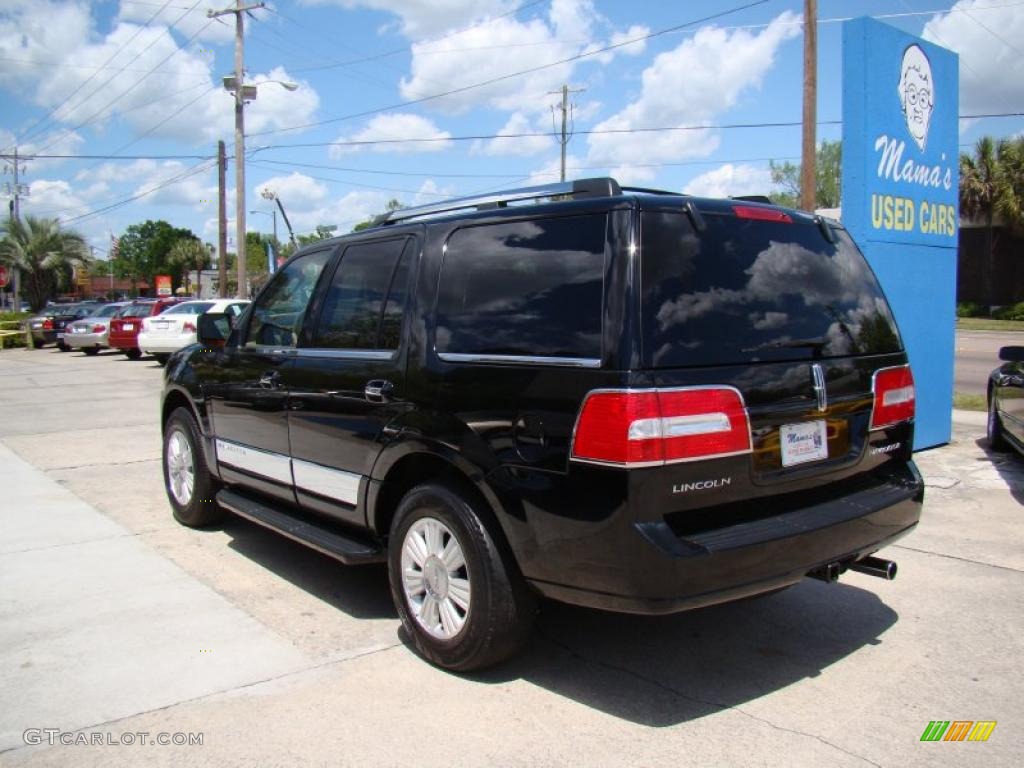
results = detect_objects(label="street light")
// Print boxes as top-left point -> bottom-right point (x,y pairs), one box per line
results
222,76 -> 298,298
250,209 -> 277,273
260,187 -> 298,246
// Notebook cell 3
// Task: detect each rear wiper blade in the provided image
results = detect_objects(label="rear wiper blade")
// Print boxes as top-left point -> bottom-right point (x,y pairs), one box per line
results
741,337 -> 829,354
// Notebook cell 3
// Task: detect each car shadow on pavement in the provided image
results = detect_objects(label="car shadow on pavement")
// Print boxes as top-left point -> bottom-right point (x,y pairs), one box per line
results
972,437 -> 1024,505
221,516 -> 396,620
466,580 -> 897,727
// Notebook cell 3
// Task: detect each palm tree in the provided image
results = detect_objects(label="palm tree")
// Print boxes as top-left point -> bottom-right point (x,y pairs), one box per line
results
996,136 -> 1024,237
0,215 -> 91,311
960,137 -> 1004,309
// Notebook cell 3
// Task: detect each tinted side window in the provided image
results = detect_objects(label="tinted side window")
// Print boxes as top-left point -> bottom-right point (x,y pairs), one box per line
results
436,215 -> 606,360
245,250 -> 332,348
640,211 -> 902,367
313,239 -> 409,350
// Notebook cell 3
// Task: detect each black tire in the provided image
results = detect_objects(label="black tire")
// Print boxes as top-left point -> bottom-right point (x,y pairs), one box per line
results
153,353 -> 170,366
83,347 -> 100,356
162,406 -> 224,527
988,393 -> 1009,451
32,338 -> 44,349
57,341 -> 69,352
125,347 -> 142,360
388,483 -> 535,672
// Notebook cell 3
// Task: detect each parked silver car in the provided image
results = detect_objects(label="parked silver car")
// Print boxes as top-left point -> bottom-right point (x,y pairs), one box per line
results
64,302 -> 130,355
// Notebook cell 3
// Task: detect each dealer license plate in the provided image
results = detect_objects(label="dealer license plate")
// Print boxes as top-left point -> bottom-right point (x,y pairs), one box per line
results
780,420 -> 828,467
123,323 -> 134,331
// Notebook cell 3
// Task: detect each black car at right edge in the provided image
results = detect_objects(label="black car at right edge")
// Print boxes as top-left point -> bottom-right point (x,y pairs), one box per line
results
161,178 -> 923,671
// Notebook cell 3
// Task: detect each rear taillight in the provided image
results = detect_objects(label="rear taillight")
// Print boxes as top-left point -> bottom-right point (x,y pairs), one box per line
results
871,365 -> 915,429
92,324 -> 105,333
183,321 -> 196,333
571,387 -> 751,467
42,319 -> 53,330
733,205 -> 792,223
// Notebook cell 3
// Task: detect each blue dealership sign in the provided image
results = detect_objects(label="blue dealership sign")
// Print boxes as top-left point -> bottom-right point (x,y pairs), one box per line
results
843,18 -> 959,449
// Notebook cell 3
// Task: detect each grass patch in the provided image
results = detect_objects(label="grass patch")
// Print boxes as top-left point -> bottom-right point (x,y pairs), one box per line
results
956,317 -> 1024,332
954,392 -> 987,411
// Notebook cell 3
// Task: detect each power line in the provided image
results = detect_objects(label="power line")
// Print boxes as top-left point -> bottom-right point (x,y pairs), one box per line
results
248,0 -> 771,138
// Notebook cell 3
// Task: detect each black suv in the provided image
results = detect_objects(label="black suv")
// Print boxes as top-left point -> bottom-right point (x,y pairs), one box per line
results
161,178 -> 923,671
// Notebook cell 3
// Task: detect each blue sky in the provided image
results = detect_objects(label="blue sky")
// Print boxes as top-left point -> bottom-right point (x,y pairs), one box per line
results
1,0 -> 1022,259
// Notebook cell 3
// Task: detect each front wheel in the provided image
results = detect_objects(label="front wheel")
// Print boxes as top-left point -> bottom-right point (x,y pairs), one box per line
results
988,393 -> 1009,451
388,483 -> 535,672
83,347 -> 100,356
163,407 -> 224,527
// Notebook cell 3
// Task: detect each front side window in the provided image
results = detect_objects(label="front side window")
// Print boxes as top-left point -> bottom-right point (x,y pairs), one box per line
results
312,239 -> 411,350
245,250 -> 332,348
435,214 -> 606,360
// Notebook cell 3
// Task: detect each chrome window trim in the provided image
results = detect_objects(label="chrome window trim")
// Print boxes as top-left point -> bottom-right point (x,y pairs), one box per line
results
437,352 -> 601,369
295,348 -> 395,361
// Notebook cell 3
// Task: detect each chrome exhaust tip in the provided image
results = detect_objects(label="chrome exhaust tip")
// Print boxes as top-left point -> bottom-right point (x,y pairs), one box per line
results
849,556 -> 898,580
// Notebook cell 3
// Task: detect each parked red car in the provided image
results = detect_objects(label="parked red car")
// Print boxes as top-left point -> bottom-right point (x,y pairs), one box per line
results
108,298 -> 185,359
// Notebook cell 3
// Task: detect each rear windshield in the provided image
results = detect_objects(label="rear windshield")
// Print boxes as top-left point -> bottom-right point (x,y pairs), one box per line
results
641,210 -> 901,368
118,302 -> 153,317
90,304 -> 123,318
161,301 -> 214,315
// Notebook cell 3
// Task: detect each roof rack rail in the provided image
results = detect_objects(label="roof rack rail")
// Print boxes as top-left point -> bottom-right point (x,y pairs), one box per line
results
620,185 -> 680,196
374,177 -> 622,226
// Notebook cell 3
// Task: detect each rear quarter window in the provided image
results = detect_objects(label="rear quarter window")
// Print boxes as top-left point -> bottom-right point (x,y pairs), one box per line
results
640,210 -> 901,368
435,214 -> 606,361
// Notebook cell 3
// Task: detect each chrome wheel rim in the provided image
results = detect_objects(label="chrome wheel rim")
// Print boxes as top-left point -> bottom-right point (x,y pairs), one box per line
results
166,428 -> 195,507
401,517 -> 471,640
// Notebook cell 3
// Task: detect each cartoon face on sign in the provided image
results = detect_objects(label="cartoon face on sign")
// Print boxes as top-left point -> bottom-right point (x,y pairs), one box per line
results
898,44 -> 933,151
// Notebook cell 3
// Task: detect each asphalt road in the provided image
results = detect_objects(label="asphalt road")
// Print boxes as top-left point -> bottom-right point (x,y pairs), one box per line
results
1,347 -> 1021,767
955,330 -> 1023,397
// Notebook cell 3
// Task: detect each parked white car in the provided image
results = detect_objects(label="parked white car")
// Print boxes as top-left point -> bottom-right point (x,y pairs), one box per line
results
139,298 -> 249,364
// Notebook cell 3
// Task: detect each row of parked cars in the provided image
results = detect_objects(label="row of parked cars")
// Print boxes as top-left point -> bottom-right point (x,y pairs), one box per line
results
28,298 -> 249,363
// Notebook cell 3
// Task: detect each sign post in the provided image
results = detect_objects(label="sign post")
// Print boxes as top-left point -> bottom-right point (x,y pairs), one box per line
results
842,18 -> 959,450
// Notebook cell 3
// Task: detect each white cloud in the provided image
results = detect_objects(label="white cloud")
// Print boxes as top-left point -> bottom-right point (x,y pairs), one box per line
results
23,178 -> 88,217
116,0 -> 235,44
0,129 -> 84,171
523,154 -> 583,186
131,161 -> 218,210
399,0 -> 651,115
585,11 -> 801,182
411,179 -> 455,205
302,0 -> 518,40
472,112 -> 553,156
328,113 -> 453,157
922,0 -> 1024,116
254,173 -> 330,209
683,163 -> 773,199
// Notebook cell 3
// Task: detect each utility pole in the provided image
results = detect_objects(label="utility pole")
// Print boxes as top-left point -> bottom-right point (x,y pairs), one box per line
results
800,0 -> 818,212
548,84 -> 584,182
3,147 -> 29,310
209,1 -> 264,299
217,140 -> 228,298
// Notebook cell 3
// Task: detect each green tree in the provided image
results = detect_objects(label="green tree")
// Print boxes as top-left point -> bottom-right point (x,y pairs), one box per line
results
769,140 -> 842,209
995,136 -> 1024,236
961,137 -> 1007,308
0,215 -> 91,311
352,199 -> 403,232
113,220 -> 198,296
167,237 -> 212,294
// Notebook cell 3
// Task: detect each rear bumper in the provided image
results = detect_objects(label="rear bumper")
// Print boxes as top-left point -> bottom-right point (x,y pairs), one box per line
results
139,331 -> 194,354
108,333 -> 140,350
528,462 -> 924,615
66,331 -> 107,348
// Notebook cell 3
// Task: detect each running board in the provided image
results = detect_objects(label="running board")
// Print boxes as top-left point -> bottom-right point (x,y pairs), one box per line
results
216,488 -> 386,565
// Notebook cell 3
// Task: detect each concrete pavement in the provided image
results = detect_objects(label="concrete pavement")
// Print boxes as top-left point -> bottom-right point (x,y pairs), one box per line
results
0,348 -> 1021,767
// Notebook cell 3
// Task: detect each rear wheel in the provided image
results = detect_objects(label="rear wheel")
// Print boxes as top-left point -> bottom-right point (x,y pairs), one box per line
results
125,347 -> 142,360
388,483 -> 535,672
57,341 -> 69,352
988,393 -> 1009,451
153,353 -> 170,366
83,347 -> 100,356
163,407 -> 224,527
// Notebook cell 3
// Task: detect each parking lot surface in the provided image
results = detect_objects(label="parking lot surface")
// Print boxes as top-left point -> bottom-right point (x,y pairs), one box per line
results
1,348 -> 1021,767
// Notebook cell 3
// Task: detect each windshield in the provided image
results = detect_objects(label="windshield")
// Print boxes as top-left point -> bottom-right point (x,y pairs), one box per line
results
88,304 -> 123,319
118,302 -> 152,317
640,210 -> 902,367
160,301 -> 214,316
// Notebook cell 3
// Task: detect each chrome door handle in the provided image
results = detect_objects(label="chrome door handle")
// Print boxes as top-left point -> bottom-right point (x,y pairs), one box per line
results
364,379 -> 394,403
258,370 -> 281,389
